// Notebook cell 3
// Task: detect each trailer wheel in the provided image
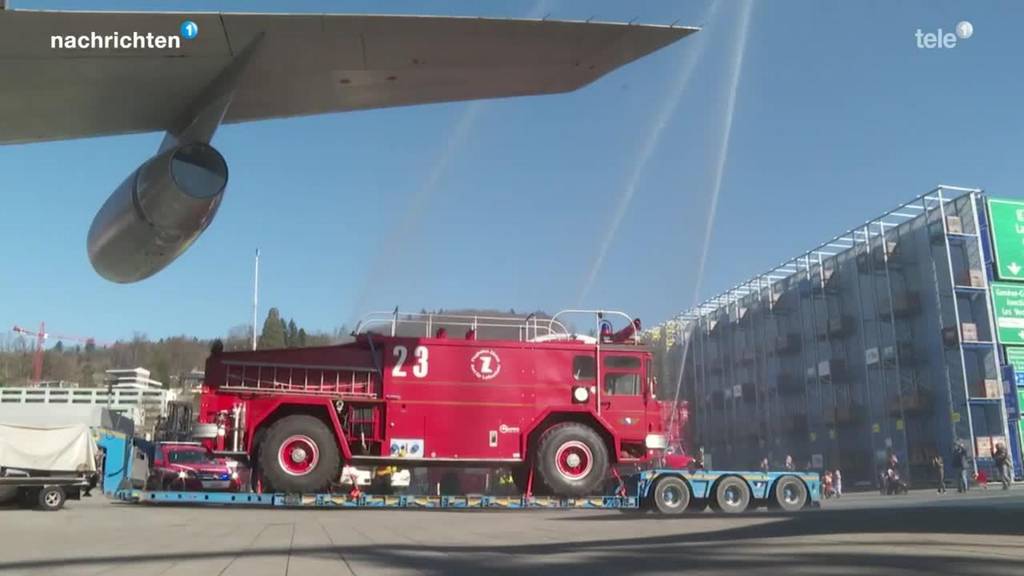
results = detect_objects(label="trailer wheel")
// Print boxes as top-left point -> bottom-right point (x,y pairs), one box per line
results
38,486 -> 66,511
258,415 -> 341,493
773,476 -> 808,511
712,476 -> 750,514
536,423 -> 609,497
652,476 -> 690,515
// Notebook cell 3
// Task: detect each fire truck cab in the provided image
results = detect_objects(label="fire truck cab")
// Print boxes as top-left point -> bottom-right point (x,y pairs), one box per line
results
199,310 -> 671,497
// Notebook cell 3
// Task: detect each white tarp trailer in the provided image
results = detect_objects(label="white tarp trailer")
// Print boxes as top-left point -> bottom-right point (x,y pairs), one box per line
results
0,423 -> 97,510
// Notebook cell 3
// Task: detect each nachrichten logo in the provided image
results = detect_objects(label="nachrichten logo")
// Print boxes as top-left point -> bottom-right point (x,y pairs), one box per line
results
51,19 -> 199,50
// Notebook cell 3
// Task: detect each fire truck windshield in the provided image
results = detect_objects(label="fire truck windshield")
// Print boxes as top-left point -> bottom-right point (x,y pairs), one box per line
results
168,450 -> 215,464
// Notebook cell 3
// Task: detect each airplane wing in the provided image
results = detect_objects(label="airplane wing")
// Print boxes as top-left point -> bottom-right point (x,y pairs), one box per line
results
0,10 -> 697,145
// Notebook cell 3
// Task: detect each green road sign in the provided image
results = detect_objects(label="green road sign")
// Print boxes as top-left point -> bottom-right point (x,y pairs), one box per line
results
1019,389 -> 1024,446
1007,346 -> 1024,372
988,198 -> 1024,280
991,283 -> 1024,344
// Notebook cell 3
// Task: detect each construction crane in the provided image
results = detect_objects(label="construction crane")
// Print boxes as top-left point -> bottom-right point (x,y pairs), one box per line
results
11,322 -> 110,384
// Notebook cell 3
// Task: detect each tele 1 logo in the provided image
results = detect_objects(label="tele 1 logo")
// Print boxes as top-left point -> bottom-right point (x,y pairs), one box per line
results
916,21 -> 972,49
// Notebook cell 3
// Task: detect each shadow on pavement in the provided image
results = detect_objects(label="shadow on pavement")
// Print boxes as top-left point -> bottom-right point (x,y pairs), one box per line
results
570,500 -> 1024,537
1,499 -> 1021,574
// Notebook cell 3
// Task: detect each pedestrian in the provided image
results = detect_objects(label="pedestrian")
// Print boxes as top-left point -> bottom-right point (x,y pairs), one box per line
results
83,446 -> 105,497
760,457 -> 769,474
822,470 -> 834,499
931,455 -> 946,493
952,441 -> 970,493
834,469 -> 842,498
784,454 -> 794,471
886,467 -> 907,495
993,443 -> 1012,490
887,449 -> 899,472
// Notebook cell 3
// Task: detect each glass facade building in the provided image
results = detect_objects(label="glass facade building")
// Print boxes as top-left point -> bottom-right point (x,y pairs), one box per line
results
662,186 -> 1021,487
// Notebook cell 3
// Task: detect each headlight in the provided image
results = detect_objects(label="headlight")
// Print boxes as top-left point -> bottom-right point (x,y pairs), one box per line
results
645,434 -> 668,450
230,471 -> 239,480
177,471 -> 188,479
572,387 -> 590,403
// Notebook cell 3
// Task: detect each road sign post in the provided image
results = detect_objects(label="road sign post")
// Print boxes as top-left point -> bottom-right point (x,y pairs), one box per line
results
987,198 -> 1024,280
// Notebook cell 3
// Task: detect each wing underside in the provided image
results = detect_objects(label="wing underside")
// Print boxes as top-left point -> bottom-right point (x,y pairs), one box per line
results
0,10 -> 696,145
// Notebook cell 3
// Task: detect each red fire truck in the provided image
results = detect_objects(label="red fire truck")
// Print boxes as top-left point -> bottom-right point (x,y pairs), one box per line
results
199,310 -> 680,498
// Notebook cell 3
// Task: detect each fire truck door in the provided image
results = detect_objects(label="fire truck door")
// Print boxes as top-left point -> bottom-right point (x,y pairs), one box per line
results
599,355 -> 646,439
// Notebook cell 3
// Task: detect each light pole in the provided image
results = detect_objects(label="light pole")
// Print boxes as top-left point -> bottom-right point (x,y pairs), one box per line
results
252,248 -> 260,351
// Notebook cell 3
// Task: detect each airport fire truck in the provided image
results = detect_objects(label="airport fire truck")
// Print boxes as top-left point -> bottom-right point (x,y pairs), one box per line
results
198,310 -> 680,497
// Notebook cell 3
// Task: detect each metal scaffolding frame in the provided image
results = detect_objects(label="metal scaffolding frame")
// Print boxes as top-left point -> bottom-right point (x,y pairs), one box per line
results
675,186 -> 982,324
666,185 -> 1015,481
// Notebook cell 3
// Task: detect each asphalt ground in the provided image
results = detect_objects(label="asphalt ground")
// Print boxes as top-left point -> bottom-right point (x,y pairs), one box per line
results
0,488 -> 1022,575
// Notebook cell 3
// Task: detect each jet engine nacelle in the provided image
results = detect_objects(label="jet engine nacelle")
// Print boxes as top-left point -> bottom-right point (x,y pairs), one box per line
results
87,143 -> 228,283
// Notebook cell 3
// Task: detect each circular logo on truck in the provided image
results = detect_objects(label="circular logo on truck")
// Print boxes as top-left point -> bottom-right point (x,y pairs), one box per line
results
470,349 -> 502,380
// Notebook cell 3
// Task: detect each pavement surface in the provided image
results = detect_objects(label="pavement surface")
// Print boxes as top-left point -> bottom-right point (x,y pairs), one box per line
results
0,488 -> 1022,575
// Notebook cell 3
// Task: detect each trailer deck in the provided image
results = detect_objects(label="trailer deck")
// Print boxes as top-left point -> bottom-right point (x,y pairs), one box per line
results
115,469 -> 821,513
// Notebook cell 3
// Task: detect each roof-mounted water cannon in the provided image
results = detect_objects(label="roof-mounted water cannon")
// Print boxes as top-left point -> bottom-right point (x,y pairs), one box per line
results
612,318 -> 642,344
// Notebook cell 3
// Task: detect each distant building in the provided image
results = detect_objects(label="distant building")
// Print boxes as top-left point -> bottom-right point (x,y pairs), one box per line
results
182,370 -> 205,393
104,367 -> 163,390
35,380 -> 78,389
0,386 -> 172,435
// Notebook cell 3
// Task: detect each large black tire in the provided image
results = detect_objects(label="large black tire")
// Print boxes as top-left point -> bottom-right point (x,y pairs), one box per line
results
773,476 -> 808,511
37,486 -> 65,511
536,423 -> 609,497
258,415 -> 341,493
712,476 -> 751,514
652,476 -> 691,515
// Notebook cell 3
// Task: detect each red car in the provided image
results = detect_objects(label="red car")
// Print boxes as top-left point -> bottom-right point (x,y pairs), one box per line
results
146,442 -> 247,492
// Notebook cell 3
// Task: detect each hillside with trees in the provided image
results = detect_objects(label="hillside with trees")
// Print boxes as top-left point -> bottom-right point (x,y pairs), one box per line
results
0,307 -> 345,389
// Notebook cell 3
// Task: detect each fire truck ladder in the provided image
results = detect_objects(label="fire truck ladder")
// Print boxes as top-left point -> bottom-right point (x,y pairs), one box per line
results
221,361 -> 378,398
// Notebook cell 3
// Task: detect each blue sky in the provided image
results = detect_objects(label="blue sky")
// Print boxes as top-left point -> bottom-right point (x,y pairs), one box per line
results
3,0 -> 1023,344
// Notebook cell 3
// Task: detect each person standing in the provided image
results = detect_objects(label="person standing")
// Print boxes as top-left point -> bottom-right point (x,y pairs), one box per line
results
887,449 -> 899,472
993,443 -> 1012,490
784,454 -> 794,471
952,441 -> 970,493
760,457 -> 769,474
931,455 -> 946,493
834,469 -> 842,498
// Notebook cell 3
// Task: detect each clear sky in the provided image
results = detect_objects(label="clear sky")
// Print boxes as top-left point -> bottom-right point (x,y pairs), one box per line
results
3,0 -> 1023,344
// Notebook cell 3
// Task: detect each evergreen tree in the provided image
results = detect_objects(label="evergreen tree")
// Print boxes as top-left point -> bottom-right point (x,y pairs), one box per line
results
258,308 -> 287,349
297,328 -> 307,347
80,362 -> 95,388
287,320 -> 299,348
